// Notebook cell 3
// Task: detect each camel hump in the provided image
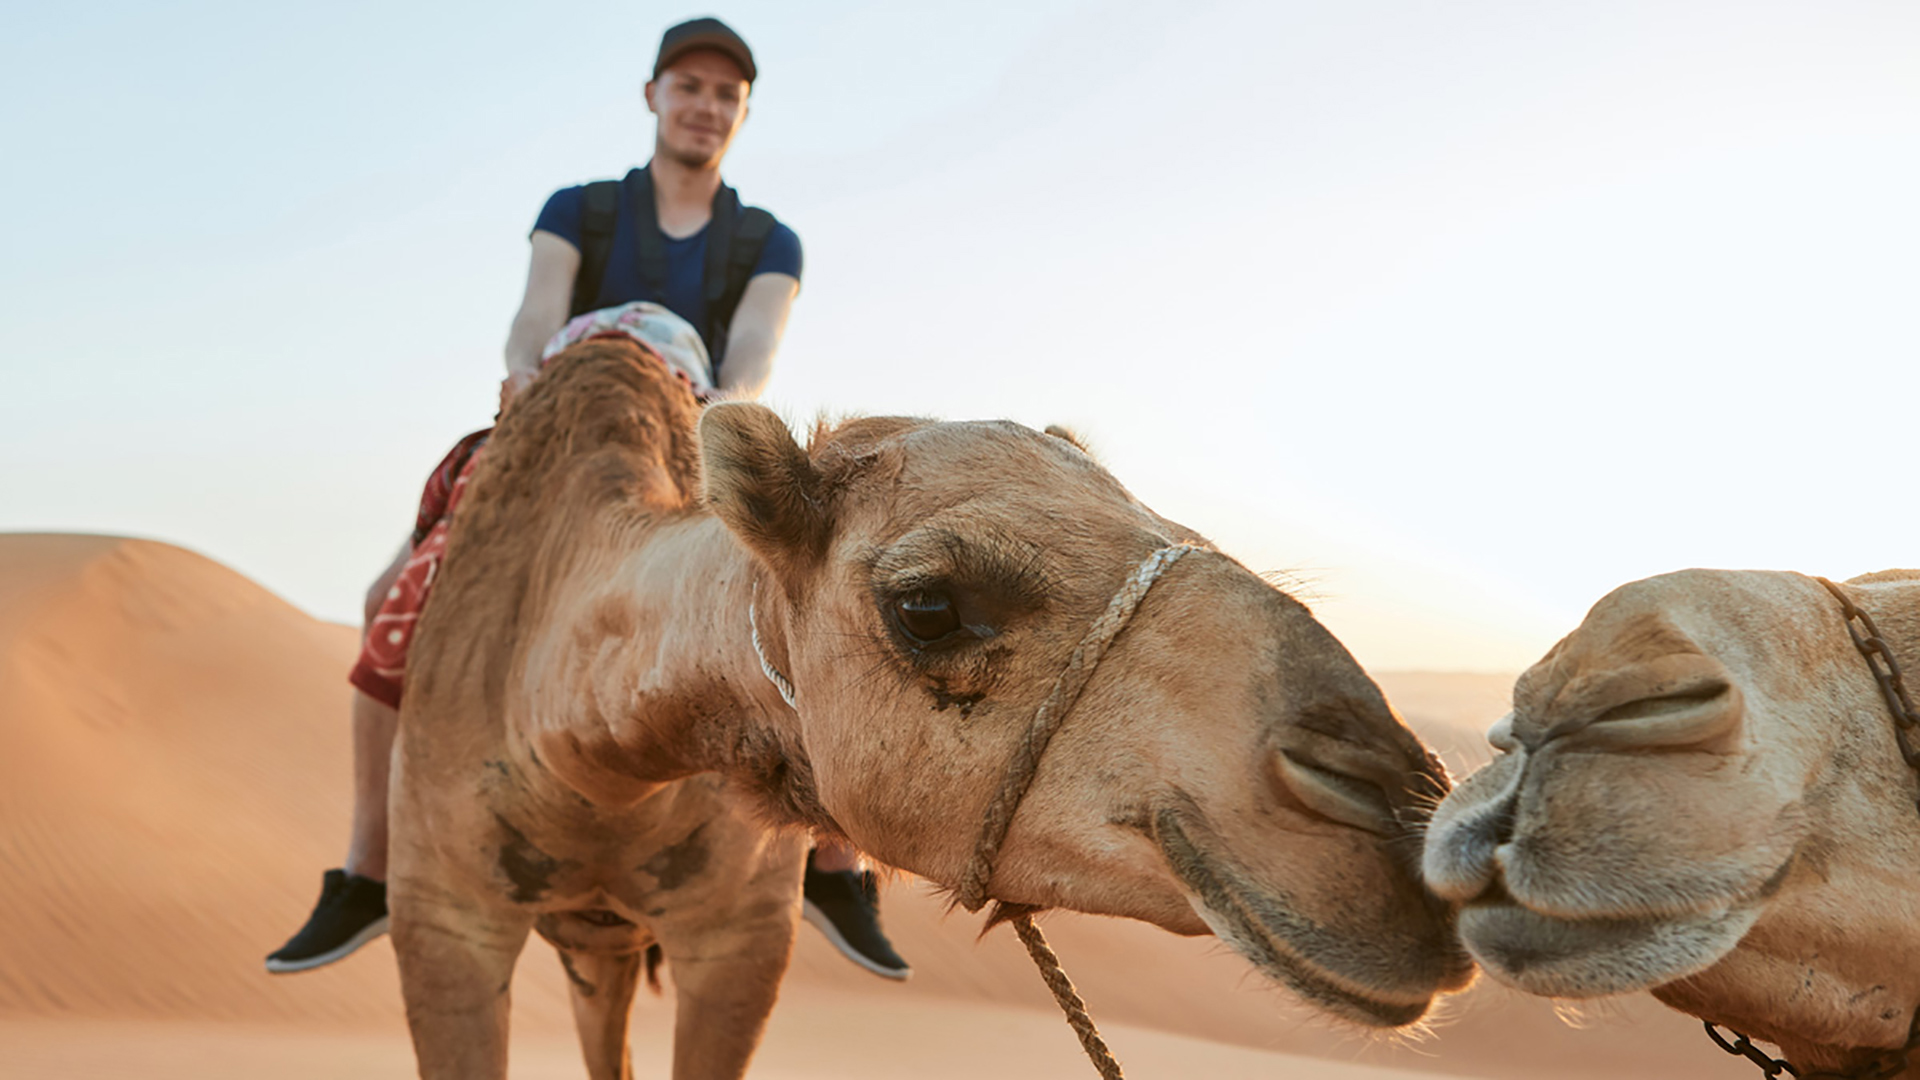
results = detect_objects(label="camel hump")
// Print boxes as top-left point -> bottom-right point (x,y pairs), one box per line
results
1847,567 -> 1920,587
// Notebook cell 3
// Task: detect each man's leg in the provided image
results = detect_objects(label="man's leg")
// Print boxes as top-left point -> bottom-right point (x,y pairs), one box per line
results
345,538 -> 411,883
802,838 -> 911,980
343,690 -> 398,880
266,542 -> 411,974
810,840 -> 862,874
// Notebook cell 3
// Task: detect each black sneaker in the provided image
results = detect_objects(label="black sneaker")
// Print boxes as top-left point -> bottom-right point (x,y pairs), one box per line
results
265,869 -> 390,974
801,852 -> 911,981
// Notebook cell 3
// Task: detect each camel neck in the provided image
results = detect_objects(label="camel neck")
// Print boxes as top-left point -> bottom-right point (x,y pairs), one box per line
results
516,513 -> 797,806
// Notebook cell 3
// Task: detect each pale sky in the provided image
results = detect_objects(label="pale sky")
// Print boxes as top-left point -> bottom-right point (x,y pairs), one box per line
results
4,1 -> 1917,672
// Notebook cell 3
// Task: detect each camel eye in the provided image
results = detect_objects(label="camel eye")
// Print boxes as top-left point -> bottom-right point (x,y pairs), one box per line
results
893,592 -> 962,644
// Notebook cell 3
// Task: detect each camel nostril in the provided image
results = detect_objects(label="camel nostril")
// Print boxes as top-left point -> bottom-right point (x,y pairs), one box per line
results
1488,712 -> 1520,752
1421,750 -> 1526,903
1426,796 -> 1516,903
1272,748 -> 1397,835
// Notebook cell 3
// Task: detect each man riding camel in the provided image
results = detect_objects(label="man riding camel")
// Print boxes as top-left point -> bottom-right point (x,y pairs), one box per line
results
267,16 -> 909,983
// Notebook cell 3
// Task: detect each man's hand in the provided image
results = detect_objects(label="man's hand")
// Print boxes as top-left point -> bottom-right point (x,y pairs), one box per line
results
498,370 -> 537,416
502,230 -> 580,383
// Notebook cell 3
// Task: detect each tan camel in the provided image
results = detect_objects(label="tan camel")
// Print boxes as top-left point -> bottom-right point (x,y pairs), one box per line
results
1423,568 -> 1920,1077
389,338 -> 1473,1080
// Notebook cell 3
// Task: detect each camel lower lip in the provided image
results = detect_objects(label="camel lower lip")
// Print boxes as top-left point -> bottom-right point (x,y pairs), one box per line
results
1155,809 -> 1442,1027
1460,900 -> 1761,999
1186,894 -> 1433,1027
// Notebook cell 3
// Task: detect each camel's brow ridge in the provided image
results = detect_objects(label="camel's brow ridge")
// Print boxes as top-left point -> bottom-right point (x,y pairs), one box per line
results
871,525 -> 1058,607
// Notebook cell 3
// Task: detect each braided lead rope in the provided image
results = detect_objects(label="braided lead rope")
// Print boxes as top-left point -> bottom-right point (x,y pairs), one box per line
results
954,543 -> 1202,1080
749,581 -> 797,710
1013,913 -> 1125,1080
957,542 -> 1204,913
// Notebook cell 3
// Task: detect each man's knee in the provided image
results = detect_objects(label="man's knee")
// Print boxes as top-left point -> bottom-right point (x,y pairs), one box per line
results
364,545 -> 412,626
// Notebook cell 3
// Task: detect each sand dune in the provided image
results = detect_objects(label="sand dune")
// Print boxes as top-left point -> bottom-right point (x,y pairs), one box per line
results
0,534 -> 1743,1078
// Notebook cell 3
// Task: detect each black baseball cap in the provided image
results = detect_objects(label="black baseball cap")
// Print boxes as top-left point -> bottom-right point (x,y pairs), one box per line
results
654,17 -> 757,85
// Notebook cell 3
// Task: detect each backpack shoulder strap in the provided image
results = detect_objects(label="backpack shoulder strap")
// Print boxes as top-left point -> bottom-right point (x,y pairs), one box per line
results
569,178 -> 623,318
702,188 -> 778,365
626,166 -> 669,293
702,184 -> 741,308
730,208 -> 776,284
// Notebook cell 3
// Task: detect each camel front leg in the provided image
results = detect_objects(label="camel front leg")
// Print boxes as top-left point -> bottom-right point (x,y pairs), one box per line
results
663,918 -> 796,1080
559,947 -> 648,1080
390,880 -> 533,1080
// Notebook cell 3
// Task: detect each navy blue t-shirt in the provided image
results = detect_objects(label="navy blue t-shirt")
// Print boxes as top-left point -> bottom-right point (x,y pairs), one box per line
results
532,174 -> 802,357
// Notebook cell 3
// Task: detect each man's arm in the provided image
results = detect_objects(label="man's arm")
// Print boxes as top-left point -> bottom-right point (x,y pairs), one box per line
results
714,272 -> 799,401
501,230 -> 581,399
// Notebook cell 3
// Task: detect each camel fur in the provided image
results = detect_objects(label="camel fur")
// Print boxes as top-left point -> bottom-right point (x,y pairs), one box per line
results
389,338 -> 1473,1080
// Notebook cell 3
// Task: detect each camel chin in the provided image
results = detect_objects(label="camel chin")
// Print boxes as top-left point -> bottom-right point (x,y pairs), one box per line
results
1164,811 -> 1456,1026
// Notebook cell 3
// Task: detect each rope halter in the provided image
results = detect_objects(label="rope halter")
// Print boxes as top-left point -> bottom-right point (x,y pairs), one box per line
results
749,541 -> 1205,1080
955,542 -> 1203,913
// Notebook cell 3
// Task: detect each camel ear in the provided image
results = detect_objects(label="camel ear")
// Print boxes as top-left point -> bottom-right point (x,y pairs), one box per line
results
1043,424 -> 1090,453
700,403 -> 829,575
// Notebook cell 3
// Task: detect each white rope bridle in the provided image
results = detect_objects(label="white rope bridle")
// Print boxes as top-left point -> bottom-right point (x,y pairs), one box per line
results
749,581 -> 797,710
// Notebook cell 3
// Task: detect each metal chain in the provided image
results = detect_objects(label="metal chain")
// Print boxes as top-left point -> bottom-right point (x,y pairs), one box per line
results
1701,577 -> 1920,1080
1705,1023 -> 1803,1078
1816,577 -> 1920,816
1705,1014 -> 1920,1080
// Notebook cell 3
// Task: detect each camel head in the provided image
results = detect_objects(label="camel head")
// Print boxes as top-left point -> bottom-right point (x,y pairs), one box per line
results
698,404 -> 1472,1027
1423,569 -> 1920,1060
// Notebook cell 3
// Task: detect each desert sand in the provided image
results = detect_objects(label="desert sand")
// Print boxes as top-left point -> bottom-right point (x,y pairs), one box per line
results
0,534 -> 1746,1078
